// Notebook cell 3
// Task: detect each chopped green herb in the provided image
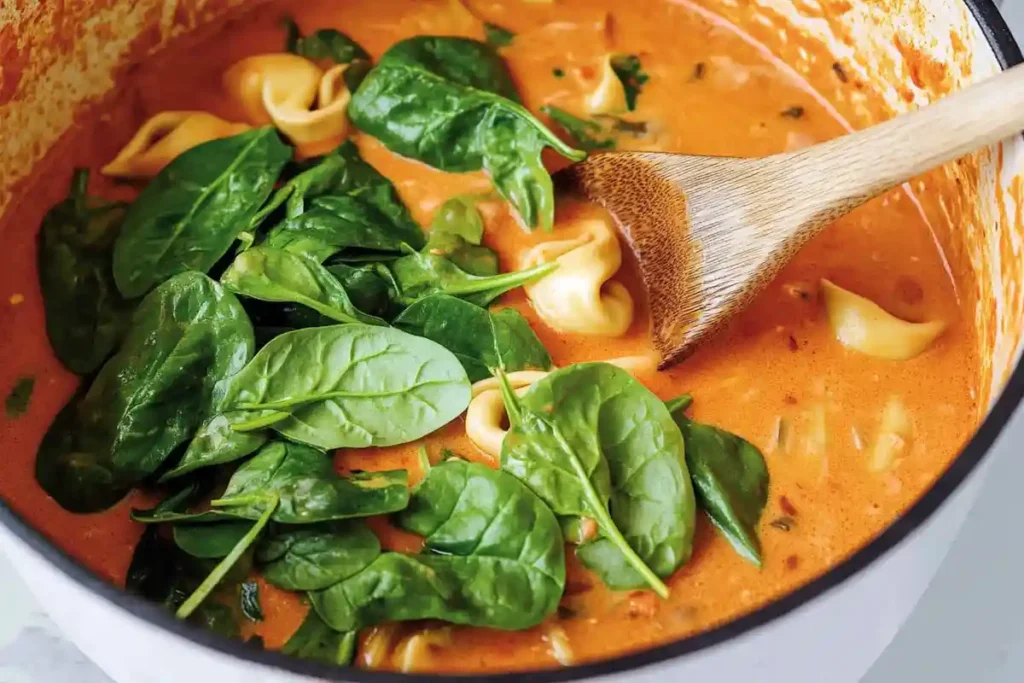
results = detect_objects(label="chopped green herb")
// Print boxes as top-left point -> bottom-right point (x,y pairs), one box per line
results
606,116 -> 649,137
484,22 -> 515,48
609,54 -> 649,111
240,580 -> 264,622
781,106 -> 805,119
541,105 -> 616,151
552,67 -> 565,78
5,376 -> 35,419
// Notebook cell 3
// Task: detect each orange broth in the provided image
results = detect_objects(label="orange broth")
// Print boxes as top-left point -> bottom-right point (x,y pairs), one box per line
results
0,0 -> 980,674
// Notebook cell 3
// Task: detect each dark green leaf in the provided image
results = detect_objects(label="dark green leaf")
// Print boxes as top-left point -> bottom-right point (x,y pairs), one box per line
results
126,526 -> 178,602
349,37 -> 584,230
37,169 -> 132,374
393,294 -> 551,382
483,22 -> 515,48
173,522 -> 253,559
673,414 -> 769,566
191,602 -> 241,639
311,459 -> 564,631
282,17 -> 369,64
221,246 -> 386,326
425,195 -> 498,276
35,272 -> 254,513
388,250 -> 555,307
609,54 -> 648,111
541,105 -> 616,152
161,412 -> 269,481
325,264 -> 395,318
112,127 -> 291,297
240,580 -> 264,622
218,325 -> 471,449
254,141 -> 423,252
258,521 -> 380,590
213,441 -> 410,524
5,376 -> 35,419
281,611 -> 356,666
499,363 -> 695,594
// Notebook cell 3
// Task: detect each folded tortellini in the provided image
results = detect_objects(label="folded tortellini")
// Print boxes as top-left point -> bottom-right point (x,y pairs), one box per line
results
466,356 -> 657,459
223,54 -> 351,150
102,112 -> 250,178
587,55 -> 628,115
821,279 -> 945,361
521,215 -> 634,337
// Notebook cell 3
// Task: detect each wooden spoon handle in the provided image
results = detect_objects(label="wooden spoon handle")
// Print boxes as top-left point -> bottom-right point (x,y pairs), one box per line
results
785,61 -> 1024,230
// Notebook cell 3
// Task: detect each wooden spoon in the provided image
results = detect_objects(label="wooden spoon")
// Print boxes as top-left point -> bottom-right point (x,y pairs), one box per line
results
557,62 -> 1024,369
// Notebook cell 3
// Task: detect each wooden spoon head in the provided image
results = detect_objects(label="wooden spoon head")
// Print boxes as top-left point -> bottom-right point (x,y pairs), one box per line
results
556,151 -> 791,369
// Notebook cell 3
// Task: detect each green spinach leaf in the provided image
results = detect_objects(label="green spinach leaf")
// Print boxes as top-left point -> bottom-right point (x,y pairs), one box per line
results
112,127 -> 291,297
388,250 -> 555,307
219,325 -> 471,449
671,412 -> 769,566
240,580 -> 264,622
37,169 -> 132,374
393,294 -> 550,382
498,363 -> 695,596
221,246 -> 386,326
326,264 -> 395,318
161,412 -> 269,481
425,195 -> 498,276
173,522 -> 253,559
483,22 -> 515,48
283,17 -> 369,64
282,611 -> 356,666
35,272 -> 254,513
610,54 -> 648,111
311,459 -> 564,631
5,376 -> 35,419
258,521 -> 380,591
212,441 -> 410,524
349,36 -> 584,230
541,106 -> 616,152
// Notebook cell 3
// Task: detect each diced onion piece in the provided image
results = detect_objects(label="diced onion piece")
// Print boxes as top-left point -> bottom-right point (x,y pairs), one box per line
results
263,63 -> 351,147
543,623 -> 574,666
586,55 -> 628,115
870,396 -> 913,472
101,112 -> 250,178
803,404 -> 827,459
223,54 -> 322,126
521,215 -> 634,337
821,279 -> 945,360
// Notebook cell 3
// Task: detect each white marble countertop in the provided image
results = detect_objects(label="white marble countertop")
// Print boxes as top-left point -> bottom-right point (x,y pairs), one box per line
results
2,5 -> 1023,683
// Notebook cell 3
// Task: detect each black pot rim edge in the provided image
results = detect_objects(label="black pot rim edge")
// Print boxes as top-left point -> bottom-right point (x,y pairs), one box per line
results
1,2 -> 1021,681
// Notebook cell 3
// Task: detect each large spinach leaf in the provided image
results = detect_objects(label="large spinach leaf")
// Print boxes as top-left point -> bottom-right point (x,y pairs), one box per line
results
161,412 -> 269,481
218,325 -> 471,449
311,459 -> 564,631
326,264 -> 395,319
221,246 -> 386,326
499,363 -> 695,596
281,611 -> 356,666
349,37 -> 584,230
254,141 -> 422,251
174,522 -> 253,559
387,250 -> 555,307
264,197 -> 419,263
258,521 -> 381,590
35,272 -> 254,513
112,127 -> 291,297
393,294 -> 551,382
37,169 -> 132,374
672,412 -> 769,566
212,441 -> 409,524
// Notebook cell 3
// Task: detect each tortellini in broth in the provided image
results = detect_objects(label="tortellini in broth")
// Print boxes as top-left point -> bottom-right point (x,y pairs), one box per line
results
520,214 -> 635,337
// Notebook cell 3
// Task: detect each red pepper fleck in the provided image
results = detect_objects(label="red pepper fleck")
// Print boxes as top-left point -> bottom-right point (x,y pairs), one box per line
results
785,555 -> 800,570
784,394 -> 797,405
787,335 -> 799,352
780,495 -> 798,516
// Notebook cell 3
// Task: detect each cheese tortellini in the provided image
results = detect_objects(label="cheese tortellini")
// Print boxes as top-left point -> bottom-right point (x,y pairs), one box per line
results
223,54 -> 352,150
821,279 -> 945,361
521,215 -> 634,337
466,356 -> 657,459
587,55 -> 628,115
102,112 -> 250,178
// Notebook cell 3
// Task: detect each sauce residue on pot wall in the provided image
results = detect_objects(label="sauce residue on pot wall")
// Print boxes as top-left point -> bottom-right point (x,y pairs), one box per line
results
0,0 -> 1001,673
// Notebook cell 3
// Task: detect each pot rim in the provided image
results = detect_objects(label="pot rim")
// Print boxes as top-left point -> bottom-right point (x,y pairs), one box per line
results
1,2 -> 1021,681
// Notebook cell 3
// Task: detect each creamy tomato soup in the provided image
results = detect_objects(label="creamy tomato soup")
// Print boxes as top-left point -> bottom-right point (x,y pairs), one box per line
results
0,0 -> 979,675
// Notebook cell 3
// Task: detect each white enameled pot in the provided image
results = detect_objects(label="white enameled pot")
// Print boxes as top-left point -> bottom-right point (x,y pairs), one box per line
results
0,1 -> 1021,682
